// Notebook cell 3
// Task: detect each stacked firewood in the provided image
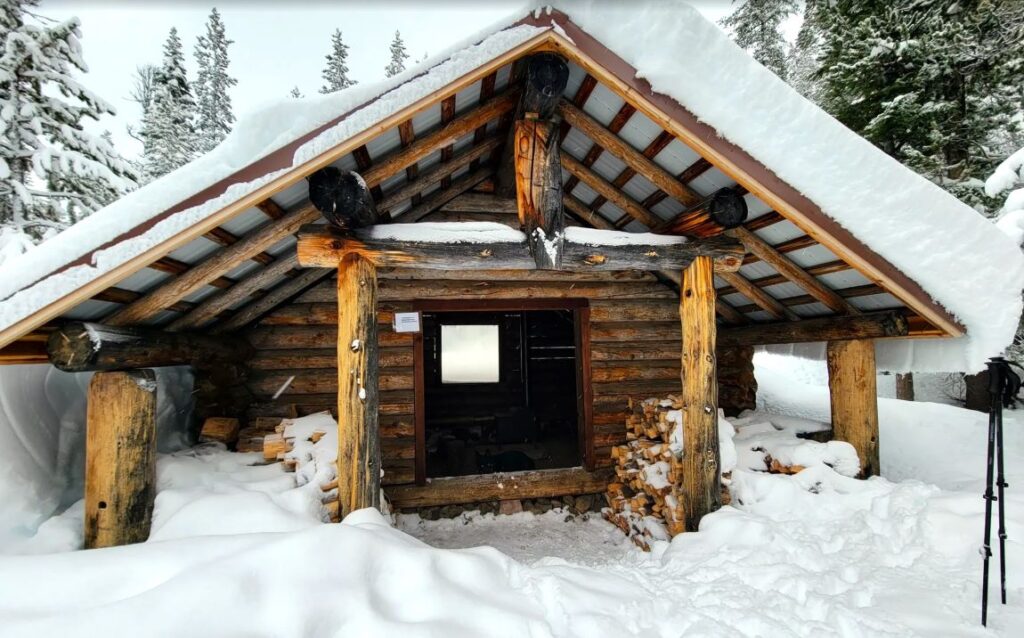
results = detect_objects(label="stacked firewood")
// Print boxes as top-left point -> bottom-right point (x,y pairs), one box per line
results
261,418 -> 341,522
604,396 -> 688,549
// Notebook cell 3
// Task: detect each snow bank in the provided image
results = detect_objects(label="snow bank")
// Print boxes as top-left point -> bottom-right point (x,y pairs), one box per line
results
564,226 -> 688,246
0,365 -> 193,552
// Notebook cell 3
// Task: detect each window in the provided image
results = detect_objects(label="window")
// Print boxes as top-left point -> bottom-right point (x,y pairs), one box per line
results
440,324 -> 500,384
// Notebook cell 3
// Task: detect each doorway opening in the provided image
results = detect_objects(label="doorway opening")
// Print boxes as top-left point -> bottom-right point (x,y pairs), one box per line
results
414,300 -> 589,481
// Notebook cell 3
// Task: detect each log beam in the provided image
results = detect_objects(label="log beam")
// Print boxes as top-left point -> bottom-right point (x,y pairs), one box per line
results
386,467 -> 613,508
561,153 -> 663,229
732,227 -> 857,315
826,339 -> 879,477
656,188 -> 749,237
213,268 -> 333,334
296,225 -> 745,272
680,255 -> 721,531
47,322 -> 251,372
336,253 -> 381,517
717,270 -> 799,322
719,311 -> 908,347
84,370 -> 157,549
514,118 -> 564,268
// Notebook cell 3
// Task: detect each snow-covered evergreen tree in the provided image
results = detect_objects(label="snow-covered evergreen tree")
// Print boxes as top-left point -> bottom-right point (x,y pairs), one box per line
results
290,86 -> 304,99
320,29 -> 355,94
810,0 -> 1024,214
719,0 -> 798,80
141,27 -> 198,179
384,30 -> 409,78
784,2 -> 823,102
0,0 -> 136,242
194,8 -> 236,154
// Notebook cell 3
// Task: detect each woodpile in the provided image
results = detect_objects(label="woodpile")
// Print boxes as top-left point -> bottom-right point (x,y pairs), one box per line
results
260,418 -> 340,523
603,396 -> 685,549
603,396 -> 732,550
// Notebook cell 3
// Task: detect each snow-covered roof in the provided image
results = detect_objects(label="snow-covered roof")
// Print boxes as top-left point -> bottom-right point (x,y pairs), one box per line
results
1,1 -> 1022,373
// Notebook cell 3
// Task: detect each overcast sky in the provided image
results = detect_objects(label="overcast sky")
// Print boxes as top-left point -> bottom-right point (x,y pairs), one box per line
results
41,1 -> 738,158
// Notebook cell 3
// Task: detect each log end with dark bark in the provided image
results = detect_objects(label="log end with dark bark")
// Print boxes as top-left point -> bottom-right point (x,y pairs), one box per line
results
659,187 -> 749,238
308,168 -> 381,230
521,53 -> 570,119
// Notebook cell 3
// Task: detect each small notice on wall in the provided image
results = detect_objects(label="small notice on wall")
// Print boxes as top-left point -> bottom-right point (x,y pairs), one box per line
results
393,311 -> 421,333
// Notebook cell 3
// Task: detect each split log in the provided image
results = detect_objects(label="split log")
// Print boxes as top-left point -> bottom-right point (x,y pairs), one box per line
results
718,311 -> 909,347
47,322 -> 251,372
656,188 -> 748,237
296,224 -> 745,272
680,256 -> 721,531
439,192 -> 518,214
199,417 -> 240,448
309,168 -> 382,230
826,339 -> 878,478
514,118 -> 564,268
84,370 -> 157,549
336,253 -> 381,517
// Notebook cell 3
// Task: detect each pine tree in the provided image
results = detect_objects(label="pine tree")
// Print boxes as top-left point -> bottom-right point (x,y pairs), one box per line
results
194,8 -> 236,154
384,30 -> 409,78
290,86 -> 304,99
811,0 -> 1024,214
719,0 -> 798,80
320,29 -> 355,94
784,2 -> 824,102
0,0 -> 137,241
142,27 -> 198,179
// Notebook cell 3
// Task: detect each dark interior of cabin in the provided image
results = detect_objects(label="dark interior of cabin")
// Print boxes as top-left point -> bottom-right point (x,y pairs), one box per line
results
422,308 -> 580,478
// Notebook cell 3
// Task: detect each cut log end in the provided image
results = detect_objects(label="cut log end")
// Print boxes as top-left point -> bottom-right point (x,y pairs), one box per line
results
309,168 -> 381,230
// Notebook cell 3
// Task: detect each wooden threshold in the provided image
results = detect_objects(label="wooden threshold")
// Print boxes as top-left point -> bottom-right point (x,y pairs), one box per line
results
386,466 -> 614,508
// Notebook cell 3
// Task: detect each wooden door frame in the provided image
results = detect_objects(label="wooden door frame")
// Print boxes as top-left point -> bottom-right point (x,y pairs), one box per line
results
410,297 -> 593,485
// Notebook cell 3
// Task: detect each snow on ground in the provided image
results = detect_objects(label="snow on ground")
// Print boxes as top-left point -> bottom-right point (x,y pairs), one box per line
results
3,366 -> 1024,635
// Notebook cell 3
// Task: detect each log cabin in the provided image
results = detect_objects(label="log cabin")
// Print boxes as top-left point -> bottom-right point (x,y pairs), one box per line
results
1,2 -> 1021,546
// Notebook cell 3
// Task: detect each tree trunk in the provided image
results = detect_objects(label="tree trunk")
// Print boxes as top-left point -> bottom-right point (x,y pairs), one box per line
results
895,372 -> 915,401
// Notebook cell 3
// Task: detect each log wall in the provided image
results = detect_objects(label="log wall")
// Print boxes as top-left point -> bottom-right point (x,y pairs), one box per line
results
242,268 -> 756,492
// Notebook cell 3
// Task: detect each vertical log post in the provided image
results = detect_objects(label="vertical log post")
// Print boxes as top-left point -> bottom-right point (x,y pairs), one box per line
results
826,339 -> 879,477
514,117 -> 564,269
84,370 -> 157,549
337,253 -> 381,518
680,255 -> 721,531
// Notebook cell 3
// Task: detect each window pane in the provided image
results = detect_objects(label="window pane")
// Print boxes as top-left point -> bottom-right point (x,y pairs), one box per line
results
441,324 -> 499,383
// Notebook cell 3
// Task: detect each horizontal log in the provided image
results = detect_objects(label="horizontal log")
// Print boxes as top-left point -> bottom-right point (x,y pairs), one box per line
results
589,322 -> 680,342
382,461 -> 415,486
591,342 -> 680,361
248,347 -> 412,370
385,467 -> 613,508
248,369 -> 414,396
591,364 -> 679,382
296,279 -> 675,303
47,322 -> 250,372
295,225 -> 744,272
719,311 -> 909,346
377,268 -> 656,282
590,300 -> 678,323
439,193 -> 518,214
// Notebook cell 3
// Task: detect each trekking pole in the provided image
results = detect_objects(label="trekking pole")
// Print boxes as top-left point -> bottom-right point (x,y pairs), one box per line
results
981,358 -> 1000,626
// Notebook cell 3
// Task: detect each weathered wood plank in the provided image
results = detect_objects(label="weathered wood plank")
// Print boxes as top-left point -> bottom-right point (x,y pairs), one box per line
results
84,370 -> 157,549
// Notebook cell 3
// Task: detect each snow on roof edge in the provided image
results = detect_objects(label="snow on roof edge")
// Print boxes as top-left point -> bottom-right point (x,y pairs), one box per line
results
0,19 -> 549,340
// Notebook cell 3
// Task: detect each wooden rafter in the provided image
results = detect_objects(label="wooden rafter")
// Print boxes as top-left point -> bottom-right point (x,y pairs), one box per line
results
558,100 -> 701,209
397,120 -> 421,206
559,73 -> 598,143
470,71 -> 498,172
716,259 -> 851,296
562,101 -> 636,196
103,205 -> 318,326
377,136 -> 502,212
151,256 -> 234,289
204,227 -> 275,265
717,270 -> 800,321
213,268 -> 332,334
94,287 -> 196,315
168,253 -> 301,331
742,233 -> 817,264
255,198 -> 286,220
561,154 -> 662,228
730,283 -> 883,315
398,166 -> 495,223
437,96 -> 458,189
732,227 -> 858,315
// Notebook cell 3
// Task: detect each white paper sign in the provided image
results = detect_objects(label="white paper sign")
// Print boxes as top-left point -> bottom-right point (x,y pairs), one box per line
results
393,311 -> 421,333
